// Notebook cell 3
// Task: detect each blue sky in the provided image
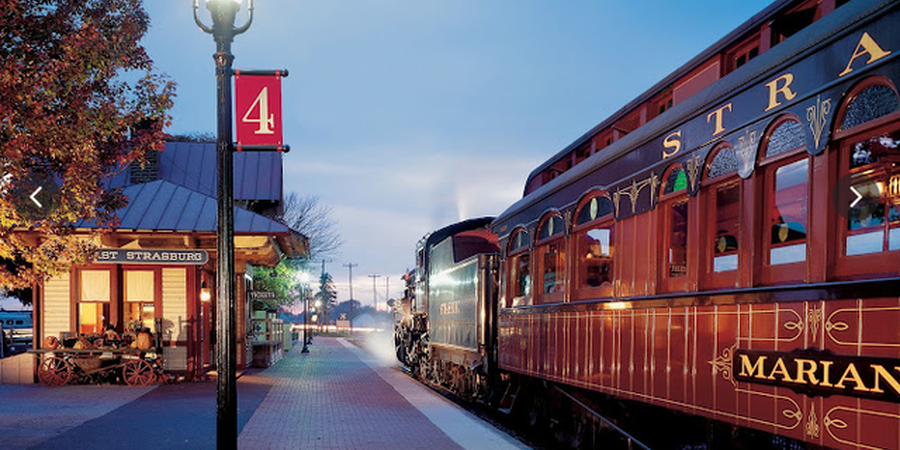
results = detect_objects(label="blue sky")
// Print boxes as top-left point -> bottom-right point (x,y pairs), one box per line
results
140,0 -> 772,309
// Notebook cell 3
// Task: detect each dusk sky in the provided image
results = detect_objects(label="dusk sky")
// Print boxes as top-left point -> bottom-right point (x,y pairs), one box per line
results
140,0 -> 773,309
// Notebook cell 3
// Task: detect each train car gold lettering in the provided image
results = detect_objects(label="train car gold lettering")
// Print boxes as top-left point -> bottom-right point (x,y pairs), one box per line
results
764,73 -> 797,112
734,349 -> 900,402
739,354 -> 766,378
838,31 -> 891,77
835,363 -> 869,392
706,103 -> 732,136
871,365 -> 900,394
662,130 -> 682,159
794,358 -> 818,384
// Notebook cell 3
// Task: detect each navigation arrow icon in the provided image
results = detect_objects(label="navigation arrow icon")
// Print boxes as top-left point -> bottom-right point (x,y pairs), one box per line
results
29,186 -> 43,208
849,186 -> 863,208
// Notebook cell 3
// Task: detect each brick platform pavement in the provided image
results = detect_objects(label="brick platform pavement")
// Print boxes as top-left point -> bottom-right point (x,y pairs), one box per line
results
238,336 -> 528,450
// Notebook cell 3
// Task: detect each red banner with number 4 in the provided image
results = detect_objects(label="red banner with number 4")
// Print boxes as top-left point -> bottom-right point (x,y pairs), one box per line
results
234,71 -> 283,148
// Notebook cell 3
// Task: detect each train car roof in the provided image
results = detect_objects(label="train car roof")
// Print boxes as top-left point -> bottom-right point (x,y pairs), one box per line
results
495,0 -> 892,235
521,0 -> 794,194
420,217 -> 496,251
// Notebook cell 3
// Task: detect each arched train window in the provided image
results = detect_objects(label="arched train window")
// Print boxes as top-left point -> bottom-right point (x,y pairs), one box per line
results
833,78 -> 900,278
703,144 -> 742,289
535,213 -> 566,303
573,194 -> 615,300
507,228 -> 531,306
660,165 -> 689,291
759,116 -> 809,284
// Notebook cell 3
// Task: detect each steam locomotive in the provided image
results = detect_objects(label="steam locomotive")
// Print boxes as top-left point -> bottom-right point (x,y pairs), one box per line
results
395,0 -> 900,448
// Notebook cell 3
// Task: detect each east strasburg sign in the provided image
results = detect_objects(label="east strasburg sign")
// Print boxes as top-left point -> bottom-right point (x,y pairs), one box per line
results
96,249 -> 209,265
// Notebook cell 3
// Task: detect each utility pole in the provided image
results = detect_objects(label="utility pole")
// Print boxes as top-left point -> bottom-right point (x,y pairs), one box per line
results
385,277 -> 389,306
344,263 -> 358,333
368,274 -> 380,312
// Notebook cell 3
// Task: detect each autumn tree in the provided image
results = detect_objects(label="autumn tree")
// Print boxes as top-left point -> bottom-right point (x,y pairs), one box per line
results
0,0 -> 174,290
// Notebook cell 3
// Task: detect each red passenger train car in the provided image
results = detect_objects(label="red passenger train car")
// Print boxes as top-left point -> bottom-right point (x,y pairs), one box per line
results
396,0 -> 900,448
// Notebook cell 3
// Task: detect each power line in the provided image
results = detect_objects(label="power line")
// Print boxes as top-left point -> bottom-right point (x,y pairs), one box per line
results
343,263 -> 358,333
368,274 -> 380,311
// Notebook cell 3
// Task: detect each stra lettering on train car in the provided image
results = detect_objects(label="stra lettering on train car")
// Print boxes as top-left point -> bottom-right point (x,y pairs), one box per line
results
611,28 -> 894,221
734,348 -> 900,403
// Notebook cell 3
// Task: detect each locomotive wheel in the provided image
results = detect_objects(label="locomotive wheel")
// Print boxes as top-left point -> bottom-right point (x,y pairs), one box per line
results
122,359 -> 156,387
38,356 -> 74,387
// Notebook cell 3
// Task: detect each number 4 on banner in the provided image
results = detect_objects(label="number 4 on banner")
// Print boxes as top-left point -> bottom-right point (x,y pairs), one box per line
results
234,69 -> 286,148
242,87 -> 275,135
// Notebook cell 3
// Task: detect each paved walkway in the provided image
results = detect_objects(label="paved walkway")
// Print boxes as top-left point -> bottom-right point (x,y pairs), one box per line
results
0,336 -> 528,449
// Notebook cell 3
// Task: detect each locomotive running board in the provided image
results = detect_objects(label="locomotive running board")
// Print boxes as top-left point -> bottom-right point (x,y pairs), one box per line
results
552,385 -> 652,450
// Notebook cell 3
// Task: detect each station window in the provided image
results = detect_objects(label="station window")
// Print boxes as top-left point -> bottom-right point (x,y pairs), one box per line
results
760,117 -> 809,284
703,144 -> 742,288
660,166 -> 689,291
124,270 -> 156,333
833,78 -> 900,278
78,269 -> 111,334
535,214 -> 566,304
573,194 -> 615,300
507,228 -> 531,306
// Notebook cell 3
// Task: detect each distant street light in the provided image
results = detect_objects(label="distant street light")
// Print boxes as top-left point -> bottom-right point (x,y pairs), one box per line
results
192,0 -> 253,447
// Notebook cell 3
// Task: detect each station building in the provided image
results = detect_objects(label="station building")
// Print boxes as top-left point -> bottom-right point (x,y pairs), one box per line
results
27,142 -> 306,380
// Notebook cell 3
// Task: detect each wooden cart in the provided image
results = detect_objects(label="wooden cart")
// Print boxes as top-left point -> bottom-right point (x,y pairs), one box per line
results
30,347 -> 165,387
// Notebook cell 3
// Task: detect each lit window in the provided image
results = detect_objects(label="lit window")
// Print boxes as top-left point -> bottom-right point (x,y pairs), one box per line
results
508,229 -> 531,305
125,270 -> 156,333
79,270 -> 110,334
536,215 -> 566,303
573,195 -> 615,299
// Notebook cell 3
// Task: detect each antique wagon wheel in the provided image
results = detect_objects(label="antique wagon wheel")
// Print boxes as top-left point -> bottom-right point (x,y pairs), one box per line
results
38,356 -> 74,387
122,359 -> 157,387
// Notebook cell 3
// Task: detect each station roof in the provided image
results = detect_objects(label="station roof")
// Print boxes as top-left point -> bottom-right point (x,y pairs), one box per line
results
79,180 -> 291,234
107,141 -> 283,201
159,142 -> 283,201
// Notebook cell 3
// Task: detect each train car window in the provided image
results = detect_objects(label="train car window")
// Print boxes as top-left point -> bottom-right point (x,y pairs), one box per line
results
759,117 -> 809,283
833,79 -> 900,278
837,84 -> 899,133
704,144 -> 742,287
573,195 -> 615,300
507,228 -> 531,306
660,166 -> 689,291
707,146 -> 739,179
78,269 -> 112,334
764,120 -> 805,159
536,214 -> 566,304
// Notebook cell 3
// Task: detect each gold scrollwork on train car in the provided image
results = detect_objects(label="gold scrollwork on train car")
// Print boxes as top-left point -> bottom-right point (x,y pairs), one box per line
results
735,387 -> 803,431
807,404 -> 820,438
825,406 -> 899,450
685,153 -> 703,192
734,127 -> 758,178
806,95 -> 832,151
710,343 -> 737,386
613,173 -> 660,215
736,307 -> 803,344
826,305 -> 900,348
808,306 -> 822,345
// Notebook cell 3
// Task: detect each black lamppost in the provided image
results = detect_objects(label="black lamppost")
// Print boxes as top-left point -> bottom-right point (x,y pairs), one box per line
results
193,0 -> 253,447
299,272 -> 310,353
